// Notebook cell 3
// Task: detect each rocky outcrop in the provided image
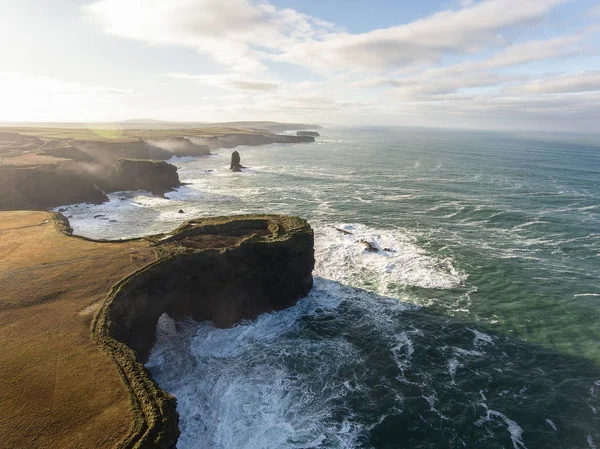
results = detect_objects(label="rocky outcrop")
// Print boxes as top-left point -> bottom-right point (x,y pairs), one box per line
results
297,131 -> 320,137
0,131 -> 316,211
230,150 -> 245,172
71,140 -> 174,167
101,158 -> 180,196
143,137 -> 211,158
0,165 -> 108,210
0,158 -> 181,210
92,215 -> 314,448
197,133 -> 314,150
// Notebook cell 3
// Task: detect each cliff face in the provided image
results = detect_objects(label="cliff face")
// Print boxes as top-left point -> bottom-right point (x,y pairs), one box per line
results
92,215 -> 315,448
0,159 -> 181,210
0,131 -> 315,211
198,133 -> 314,149
297,131 -> 320,137
102,158 -> 180,196
0,165 -> 108,210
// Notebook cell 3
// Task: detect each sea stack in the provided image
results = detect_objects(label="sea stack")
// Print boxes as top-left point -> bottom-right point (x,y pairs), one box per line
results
230,150 -> 245,172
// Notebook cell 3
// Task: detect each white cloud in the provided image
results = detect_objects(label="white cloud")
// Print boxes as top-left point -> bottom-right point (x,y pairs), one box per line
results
19,0 -> 592,131
277,0 -> 569,72
510,71 -> 600,94
84,0 -> 569,74
167,72 -> 279,91
83,0 -> 335,73
588,4 -> 600,16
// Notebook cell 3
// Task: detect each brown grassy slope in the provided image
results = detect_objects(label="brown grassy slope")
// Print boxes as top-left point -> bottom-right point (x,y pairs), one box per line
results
0,211 -> 156,449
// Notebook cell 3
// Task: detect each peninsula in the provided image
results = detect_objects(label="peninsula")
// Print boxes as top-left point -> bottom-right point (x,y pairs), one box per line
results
0,122 -> 316,210
0,211 -> 314,448
0,121 -> 317,448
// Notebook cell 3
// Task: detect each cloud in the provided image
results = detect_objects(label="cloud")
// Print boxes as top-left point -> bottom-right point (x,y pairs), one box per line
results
167,72 -> 279,91
74,0 -> 600,131
485,35 -> 583,68
85,0 -> 568,74
278,0 -> 569,72
510,71 -> 600,94
588,5 -> 600,17
351,33 -> 584,99
83,0 -> 335,73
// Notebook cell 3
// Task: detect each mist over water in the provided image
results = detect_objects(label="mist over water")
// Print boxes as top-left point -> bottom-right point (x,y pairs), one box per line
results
61,127 -> 600,448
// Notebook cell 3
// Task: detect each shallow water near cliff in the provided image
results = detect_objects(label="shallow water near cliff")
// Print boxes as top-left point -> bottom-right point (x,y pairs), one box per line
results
60,127 -> 600,448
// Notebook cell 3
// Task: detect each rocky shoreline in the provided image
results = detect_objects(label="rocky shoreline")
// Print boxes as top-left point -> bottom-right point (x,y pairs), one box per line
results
0,124 -> 317,448
55,212 -> 314,448
0,132 -> 315,211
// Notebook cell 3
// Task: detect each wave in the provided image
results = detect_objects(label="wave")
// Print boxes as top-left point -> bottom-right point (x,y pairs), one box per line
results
314,223 -> 466,293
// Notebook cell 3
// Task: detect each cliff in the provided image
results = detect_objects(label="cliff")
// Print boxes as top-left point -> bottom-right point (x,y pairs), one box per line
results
102,158 -> 181,196
94,214 -> 314,448
0,130 -> 315,211
0,211 -> 314,449
296,131 -> 320,137
0,158 -> 181,210
0,165 -> 108,210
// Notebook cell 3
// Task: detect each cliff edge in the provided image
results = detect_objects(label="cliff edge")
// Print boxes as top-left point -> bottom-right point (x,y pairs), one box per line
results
0,211 -> 314,449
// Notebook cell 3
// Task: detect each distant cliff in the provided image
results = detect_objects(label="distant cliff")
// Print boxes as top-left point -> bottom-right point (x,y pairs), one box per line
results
0,131 -> 316,211
0,158 -> 181,210
297,131 -> 320,137
101,158 -> 180,196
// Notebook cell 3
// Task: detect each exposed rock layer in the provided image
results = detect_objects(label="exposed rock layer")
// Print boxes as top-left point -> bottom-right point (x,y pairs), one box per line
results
102,158 -> 180,196
297,131 -> 320,137
91,214 -> 315,448
0,133 -> 314,211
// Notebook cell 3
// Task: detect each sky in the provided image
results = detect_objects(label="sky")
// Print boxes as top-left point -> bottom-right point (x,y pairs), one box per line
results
0,0 -> 599,131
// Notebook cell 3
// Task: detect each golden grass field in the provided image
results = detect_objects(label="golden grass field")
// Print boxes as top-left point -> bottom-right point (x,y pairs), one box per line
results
0,211 -> 156,449
0,124 -> 264,167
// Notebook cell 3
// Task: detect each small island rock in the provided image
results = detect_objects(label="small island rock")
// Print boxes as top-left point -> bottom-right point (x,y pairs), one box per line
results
230,151 -> 246,172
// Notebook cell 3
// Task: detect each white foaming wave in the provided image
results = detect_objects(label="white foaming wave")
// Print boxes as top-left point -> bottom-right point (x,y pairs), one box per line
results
147,282 -> 373,449
453,347 -> 484,357
476,403 -> 527,449
469,328 -> 496,347
448,358 -> 462,385
55,191 -> 178,239
314,223 -> 466,293
392,330 -> 423,379
545,418 -> 557,431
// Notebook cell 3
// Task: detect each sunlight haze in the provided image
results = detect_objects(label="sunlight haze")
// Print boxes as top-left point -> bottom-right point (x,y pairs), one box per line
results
1,0 -> 599,131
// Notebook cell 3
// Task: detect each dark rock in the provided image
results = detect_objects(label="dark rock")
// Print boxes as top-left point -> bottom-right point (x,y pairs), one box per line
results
357,239 -> 379,252
94,215 -> 315,448
94,214 -> 104,219
335,227 -> 353,235
178,209 -> 184,214
297,131 -> 320,137
0,165 -> 107,211
101,158 -> 180,196
230,151 -> 246,172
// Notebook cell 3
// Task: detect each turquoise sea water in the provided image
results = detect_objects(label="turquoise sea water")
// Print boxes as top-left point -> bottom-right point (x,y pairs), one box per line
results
62,127 -> 600,448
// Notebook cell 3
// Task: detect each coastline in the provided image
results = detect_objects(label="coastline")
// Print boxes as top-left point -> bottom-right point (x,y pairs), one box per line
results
0,211 -> 314,449
0,127 -> 316,211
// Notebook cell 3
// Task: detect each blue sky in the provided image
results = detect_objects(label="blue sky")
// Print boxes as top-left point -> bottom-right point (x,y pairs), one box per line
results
0,0 -> 599,131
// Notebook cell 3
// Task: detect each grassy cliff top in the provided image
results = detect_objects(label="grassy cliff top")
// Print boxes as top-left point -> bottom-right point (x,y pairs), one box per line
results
0,211 -> 313,449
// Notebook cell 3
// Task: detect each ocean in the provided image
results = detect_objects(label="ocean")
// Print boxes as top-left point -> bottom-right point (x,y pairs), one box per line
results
60,127 -> 600,448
